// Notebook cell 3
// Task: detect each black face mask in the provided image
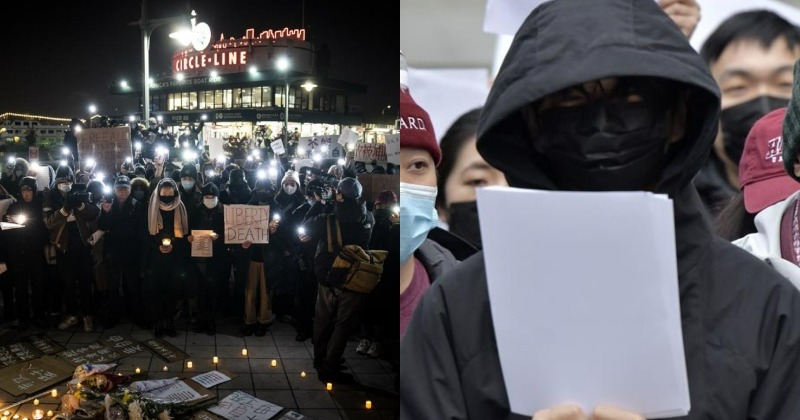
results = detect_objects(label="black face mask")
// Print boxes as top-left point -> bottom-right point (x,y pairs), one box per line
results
720,96 -> 788,165
448,201 -> 482,249
160,195 -> 175,204
133,191 -> 145,201
536,100 -> 670,191
256,191 -> 273,203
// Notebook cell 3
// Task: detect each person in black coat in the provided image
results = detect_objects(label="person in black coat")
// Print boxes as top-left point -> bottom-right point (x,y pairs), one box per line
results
4,176 -> 48,329
96,176 -> 147,329
188,183 -> 227,335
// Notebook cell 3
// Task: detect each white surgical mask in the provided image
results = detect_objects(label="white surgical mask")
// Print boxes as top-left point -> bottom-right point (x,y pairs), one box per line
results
181,180 -> 196,190
58,184 -> 72,193
284,185 -> 297,195
203,197 -> 218,209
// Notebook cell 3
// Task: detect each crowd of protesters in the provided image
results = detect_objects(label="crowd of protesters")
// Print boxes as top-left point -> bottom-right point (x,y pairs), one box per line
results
0,115 -> 398,386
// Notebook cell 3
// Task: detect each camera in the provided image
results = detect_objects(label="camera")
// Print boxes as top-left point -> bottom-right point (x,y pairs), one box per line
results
67,183 -> 90,204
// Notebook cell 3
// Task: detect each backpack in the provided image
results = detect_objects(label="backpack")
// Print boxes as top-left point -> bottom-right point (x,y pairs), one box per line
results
325,215 -> 387,293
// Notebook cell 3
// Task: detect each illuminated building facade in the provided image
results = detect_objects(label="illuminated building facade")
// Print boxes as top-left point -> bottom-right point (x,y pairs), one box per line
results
110,23 -> 368,142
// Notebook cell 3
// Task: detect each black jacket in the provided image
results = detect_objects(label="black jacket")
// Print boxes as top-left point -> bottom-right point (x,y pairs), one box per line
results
401,0 -> 800,419
96,197 -> 144,266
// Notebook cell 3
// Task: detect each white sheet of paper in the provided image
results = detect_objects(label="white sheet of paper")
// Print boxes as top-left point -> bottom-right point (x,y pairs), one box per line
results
271,139 -> 286,155
191,370 -> 231,388
191,230 -> 214,257
209,390 -> 283,420
0,222 -> 24,230
476,187 -> 688,418
385,133 -> 400,165
141,379 -> 203,402
407,67 -> 490,142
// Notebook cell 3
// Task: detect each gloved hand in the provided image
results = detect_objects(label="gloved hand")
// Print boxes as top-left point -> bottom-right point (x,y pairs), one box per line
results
62,199 -> 73,212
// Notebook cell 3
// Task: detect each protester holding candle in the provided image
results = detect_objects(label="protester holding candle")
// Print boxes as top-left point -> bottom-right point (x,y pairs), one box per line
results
145,178 -> 189,338
4,176 -> 48,330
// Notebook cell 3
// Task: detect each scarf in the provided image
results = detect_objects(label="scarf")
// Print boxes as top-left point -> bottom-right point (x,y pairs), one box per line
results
147,190 -> 189,238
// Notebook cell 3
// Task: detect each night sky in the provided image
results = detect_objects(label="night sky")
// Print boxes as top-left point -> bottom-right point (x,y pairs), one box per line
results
0,0 -> 397,123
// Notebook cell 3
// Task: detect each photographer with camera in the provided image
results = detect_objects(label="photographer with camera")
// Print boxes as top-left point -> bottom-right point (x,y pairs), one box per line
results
43,164 -> 100,332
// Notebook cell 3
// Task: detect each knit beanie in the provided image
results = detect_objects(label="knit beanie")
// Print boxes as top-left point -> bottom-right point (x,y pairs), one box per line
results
400,86 -> 440,165
201,182 -> 219,197
281,170 -> 300,186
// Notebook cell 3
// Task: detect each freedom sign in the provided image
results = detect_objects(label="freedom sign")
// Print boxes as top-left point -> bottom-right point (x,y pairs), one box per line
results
224,204 -> 270,244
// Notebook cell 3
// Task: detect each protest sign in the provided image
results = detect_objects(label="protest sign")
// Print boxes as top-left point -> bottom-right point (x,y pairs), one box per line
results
354,142 -> 387,163
191,230 -> 214,257
56,343 -> 122,366
385,134 -> 399,165
0,355 -> 74,397
76,126 -> 132,174
270,139 -> 286,155
297,135 -> 344,158
0,342 -> 42,367
209,391 -> 283,420
224,205 -> 270,244
141,338 -> 188,363
101,335 -> 148,357
23,334 -> 64,355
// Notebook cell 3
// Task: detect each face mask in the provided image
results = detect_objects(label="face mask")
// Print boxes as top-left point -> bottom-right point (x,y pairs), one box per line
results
256,191 -> 273,203
447,201 -> 482,249
160,195 -> 175,204
536,101 -> 670,191
14,170 -> 24,178
322,189 -> 333,200
284,185 -> 297,195
720,95 -> 788,165
399,182 -> 439,265
307,198 -> 315,206
133,191 -> 145,201
58,184 -> 72,193
203,197 -> 218,209
181,180 -> 196,190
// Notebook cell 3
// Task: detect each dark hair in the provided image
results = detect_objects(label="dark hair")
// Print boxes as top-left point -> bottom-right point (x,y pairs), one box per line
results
436,107 -> 483,210
712,191 -> 756,241
700,10 -> 800,65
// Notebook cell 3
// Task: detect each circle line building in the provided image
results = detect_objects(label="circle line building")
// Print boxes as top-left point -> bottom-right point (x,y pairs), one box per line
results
110,21 -> 375,144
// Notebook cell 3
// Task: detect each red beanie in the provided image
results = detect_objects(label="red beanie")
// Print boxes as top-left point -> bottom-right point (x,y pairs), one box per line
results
400,86 -> 441,166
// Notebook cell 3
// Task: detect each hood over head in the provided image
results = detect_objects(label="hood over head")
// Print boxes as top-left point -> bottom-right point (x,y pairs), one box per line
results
477,0 -> 721,196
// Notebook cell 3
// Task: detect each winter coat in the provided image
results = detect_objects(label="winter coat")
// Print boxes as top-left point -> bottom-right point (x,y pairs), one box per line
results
400,1 -> 800,419
96,197 -> 144,266
42,188 -> 100,251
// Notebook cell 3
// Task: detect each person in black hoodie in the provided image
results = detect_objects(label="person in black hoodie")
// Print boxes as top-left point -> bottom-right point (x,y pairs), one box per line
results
4,176 -> 48,330
401,0 -> 800,419
219,168 -> 252,317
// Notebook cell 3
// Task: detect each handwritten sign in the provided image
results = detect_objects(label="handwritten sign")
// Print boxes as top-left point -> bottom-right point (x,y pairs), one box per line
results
24,334 -> 64,356
270,139 -> 285,155
354,142 -> 387,163
76,126 -> 132,174
56,343 -> 122,366
0,342 -> 42,367
191,230 -> 214,257
297,135 -> 343,158
385,133 -> 399,165
142,379 -> 203,402
208,391 -> 283,420
141,338 -> 188,363
223,205 -> 270,244
191,370 -> 231,388
0,355 -> 74,397
101,335 -> 147,357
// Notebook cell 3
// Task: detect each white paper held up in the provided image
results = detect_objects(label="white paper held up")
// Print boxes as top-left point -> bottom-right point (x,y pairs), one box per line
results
476,187 -> 688,418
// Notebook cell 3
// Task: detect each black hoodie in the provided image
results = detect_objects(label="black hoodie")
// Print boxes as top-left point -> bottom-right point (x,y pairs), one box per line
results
401,0 -> 800,419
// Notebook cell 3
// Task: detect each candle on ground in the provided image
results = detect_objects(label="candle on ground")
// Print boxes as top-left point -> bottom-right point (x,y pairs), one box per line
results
242,349 -> 247,356
187,361 -> 193,369
300,371 -> 306,378
135,367 -> 141,374
162,366 -> 168,372
46,413 -> 53,418
270,359 -> 277,367
213,356 -> 219,364
326,382 -> 333,391
366,400 -> 373,409
32,409 -> 43,420
33,399 -> 38,405
51,388 -> 58,398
